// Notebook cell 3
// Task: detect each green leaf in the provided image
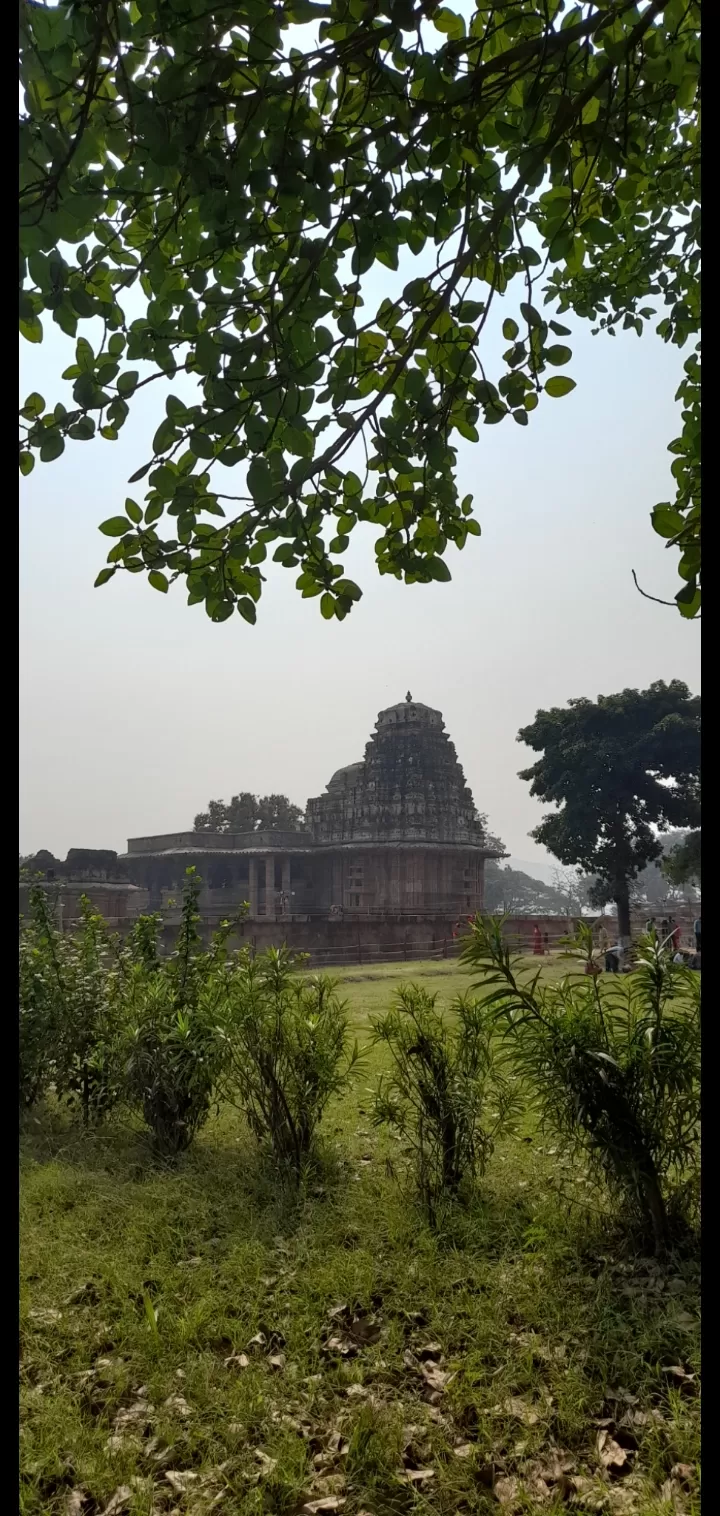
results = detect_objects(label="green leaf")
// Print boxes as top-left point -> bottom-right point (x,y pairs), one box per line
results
320,592 -> 335,619
544,345 -> 572,366
458,301 -> 485,322
19,451 -> 35,476
21,392 -> 45,419
127,463 -> 152,484
148,571 -> 169,593
94,567 -> 116,587
519,303 -> 543,328
99,517 -> 132,537
502,318 -> 519,341
544,377 -> 577,398
652,505 -> 685,539
247,458 -> 274,504
125,497 -> 143,524
237,598 -> 257,625
117,370 -> 140,395
433,7 -> 465,39
675,582 -> 700,617
39,434 -> 64,463
20,315 -> 43,344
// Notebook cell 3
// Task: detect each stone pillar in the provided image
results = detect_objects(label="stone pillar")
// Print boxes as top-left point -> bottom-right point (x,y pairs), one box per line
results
265,856 -> 276,918
282,858 -> 291,917
248,857 -> 258,919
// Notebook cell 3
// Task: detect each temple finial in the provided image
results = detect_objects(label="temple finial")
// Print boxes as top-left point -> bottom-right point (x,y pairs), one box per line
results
405,690 -> 412,703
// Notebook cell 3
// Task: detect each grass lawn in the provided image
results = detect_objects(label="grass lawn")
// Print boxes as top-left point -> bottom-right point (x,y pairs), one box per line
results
20,958 -> 700,1516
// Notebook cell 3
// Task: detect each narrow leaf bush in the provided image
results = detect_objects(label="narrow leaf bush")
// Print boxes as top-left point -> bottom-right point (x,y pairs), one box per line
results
462,918 -> 701,1249
19,884 -> 124,1123
120,870 -> 233,1155
371,985 -> 517,1220
220,946 -> 362,1174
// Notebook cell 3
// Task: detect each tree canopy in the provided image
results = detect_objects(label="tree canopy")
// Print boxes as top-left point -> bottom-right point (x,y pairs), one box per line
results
20,0 -> 700,623
193,792 -> 305,831
484,860 -> 586,916
662,827 -> 700,888
517,679 -> 700,937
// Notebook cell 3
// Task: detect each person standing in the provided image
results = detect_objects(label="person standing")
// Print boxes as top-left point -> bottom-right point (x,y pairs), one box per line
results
672,922 -> 682,952
597,924 -> 609,956
694,915 -> 701,953
533,925 -> 544,955
645,915 -> 656,935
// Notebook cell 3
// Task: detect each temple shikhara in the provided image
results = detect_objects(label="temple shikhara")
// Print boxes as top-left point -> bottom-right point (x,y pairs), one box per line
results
123,696 -> 505,921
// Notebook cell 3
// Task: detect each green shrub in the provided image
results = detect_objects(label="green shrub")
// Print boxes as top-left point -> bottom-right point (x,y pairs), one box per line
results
120,870 -> 233,1155
19,884 -> 60,1108
371,985 -> 517,1219
220,947 -> 362,1173
462,918 -> 701,1250
19,884 -> 123,1123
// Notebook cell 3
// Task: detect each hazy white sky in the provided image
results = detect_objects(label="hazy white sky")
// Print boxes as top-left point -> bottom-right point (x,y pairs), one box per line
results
20,281 -> 700,866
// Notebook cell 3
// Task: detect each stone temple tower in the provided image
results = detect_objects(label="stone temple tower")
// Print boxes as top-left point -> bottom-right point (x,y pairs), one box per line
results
304,695 -> 503,915
123,695 -> 504,922
307,694 -> 485,845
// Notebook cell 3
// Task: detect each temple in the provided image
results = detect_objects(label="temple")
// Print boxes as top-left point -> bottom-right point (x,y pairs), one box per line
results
122,696 -> 505,920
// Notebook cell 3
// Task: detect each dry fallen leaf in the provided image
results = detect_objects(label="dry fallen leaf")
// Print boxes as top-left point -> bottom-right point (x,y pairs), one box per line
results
247,1332 -> 267,1351
301,1500 -> 346,1514
597,1429 -> 630,1476
661,1364 -> 696,1388
28,1308 -> 62,1325
670,1463 -> 696,1488
345,1383 -> 367,1398
65,1493 -> 86,1516
494,1475 -> 521,1508
105,1433 -> 141,1456
404,1468 -> 435,1484
268,1352 -> 286,1371
165,1471 -> 201,1494
454,1443 -> 475,1459
254,1450 -> 278,1477
114,1400 -> 153,1431
163,1394 -> 191,1418
503,1396 -> 539,1427
420,1361 -> 453,1393
63,1282 -> 101,1307
225,1352 -> 250,1370
418,1342 -> 443,1362
659,1476 -> 691,1512
326,1305 -> 381,1348
325,1336 -> 358,1359
100,1488 -> 133,1516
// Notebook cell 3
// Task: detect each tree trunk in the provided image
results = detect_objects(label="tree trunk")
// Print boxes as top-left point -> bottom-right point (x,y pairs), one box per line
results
615,880 -> 631,943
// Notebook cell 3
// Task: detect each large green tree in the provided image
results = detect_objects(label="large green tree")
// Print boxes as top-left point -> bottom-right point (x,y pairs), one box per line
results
484,860 -> 585,917
662,828 -> 701,889
517,680 -> 700,939
194,792 -> 305,831
19,1 -> 700,622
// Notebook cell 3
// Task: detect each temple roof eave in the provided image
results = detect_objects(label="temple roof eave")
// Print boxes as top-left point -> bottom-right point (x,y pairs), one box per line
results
121,840 -> 504,860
